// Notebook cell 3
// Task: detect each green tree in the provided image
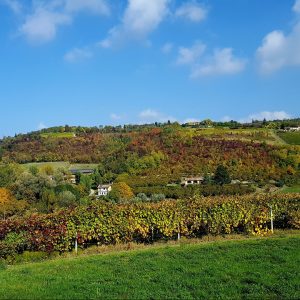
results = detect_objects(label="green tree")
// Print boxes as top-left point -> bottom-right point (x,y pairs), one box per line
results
57,191 -> 77,208
78,175 -> 93,196
11,173 -> 54,203
214,165 -> 231,185
203,173 -> 212,185
0,163 -> 23,188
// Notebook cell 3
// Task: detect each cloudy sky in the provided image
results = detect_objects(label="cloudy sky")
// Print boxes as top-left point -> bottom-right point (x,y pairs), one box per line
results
0,0 -> 300,136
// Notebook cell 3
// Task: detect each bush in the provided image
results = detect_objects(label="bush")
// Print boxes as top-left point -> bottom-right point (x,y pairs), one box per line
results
136,193 -> 148,201
134,184 -> 255,199
0,232 -> 28,260
150,194 -> 166,202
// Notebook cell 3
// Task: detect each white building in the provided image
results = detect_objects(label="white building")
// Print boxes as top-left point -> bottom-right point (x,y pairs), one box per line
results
181,176 -> 204,186
97,184 -> 112,197
289,127 -> 300,132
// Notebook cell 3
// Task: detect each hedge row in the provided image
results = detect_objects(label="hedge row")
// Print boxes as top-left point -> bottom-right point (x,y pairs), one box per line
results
133,184 -> 255,199
0,194 -> 299,257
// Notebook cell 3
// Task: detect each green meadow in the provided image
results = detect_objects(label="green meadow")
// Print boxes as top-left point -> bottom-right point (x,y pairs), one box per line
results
277,131 -> 300,145
0,233 -> 299,300
40,132 -> 76,139
23,162 -> 98,171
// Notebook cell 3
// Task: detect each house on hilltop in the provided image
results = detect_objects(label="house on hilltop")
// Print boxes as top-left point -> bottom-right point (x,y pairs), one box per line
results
288,127 -> 300,132
181,176 -> 204,186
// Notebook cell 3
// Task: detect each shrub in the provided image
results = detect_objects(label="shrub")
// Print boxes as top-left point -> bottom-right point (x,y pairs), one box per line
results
0,232 -> 28,259
136,193 -> 148,202
150,194 -> 166,202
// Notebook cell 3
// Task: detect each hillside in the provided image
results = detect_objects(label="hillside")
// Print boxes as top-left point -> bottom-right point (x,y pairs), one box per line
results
0,124 -> 300,185
0,233 -> 299,300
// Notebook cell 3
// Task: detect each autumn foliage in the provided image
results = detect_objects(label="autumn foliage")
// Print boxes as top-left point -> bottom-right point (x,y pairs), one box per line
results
1,128 -> 299,184
0,188 -> 27,220
0,193 -> 299,257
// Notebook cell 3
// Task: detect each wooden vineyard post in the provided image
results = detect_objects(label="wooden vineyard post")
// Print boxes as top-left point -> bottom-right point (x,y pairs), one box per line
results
75,231 -> 78,255
270,206 -> 274,234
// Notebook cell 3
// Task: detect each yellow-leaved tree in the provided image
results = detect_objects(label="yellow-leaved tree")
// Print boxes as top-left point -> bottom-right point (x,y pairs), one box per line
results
110,182 -> 134,203
0,188 -> 28,220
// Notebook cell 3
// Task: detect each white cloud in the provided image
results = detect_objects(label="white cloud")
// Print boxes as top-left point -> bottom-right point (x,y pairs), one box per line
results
2,0 -> 22,14
176,41 -> 206,65
64,47 -> 93,63
175,1 -> 207,22
20,8 -> 71,43
18,0 -> 109,44
239,111 -> 292,123
65,0 -> 110,16
161,42 -> 173,54
183,118 -> 200,123
256,25 -> 300,74
293,0 -> 300,13
110,113 -> 123,121
38,122 -> 47,130
257,1 -> 300,73
191,48 -> 246,77
221,116 -> 232,122
100,0 -> 170,48
139,109 -> 160,119
139,109 -> 176,123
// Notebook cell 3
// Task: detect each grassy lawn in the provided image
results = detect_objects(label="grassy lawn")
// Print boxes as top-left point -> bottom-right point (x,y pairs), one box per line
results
280,185 -> 300,193
40,132 -> 76,139
192,128 -> 277,144
277,131 -> 300,145
23,162 -> 98,171
0,234 -> 299,299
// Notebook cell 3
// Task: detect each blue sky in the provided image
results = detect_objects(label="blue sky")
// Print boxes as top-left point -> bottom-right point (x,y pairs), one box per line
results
0,0 -> 300,137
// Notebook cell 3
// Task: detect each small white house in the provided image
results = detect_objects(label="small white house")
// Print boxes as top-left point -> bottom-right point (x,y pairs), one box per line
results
97,184 -> 112,197
181,176 -> 204,186
289,127 -> 300,132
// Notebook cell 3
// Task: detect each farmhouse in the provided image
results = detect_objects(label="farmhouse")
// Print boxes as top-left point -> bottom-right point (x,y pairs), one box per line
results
97,184 -> 112,197
289,127 -> 300,132
181,176 -> 204,186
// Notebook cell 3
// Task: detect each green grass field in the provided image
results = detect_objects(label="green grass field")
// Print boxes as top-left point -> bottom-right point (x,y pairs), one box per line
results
0,233 -> 299,299
191,128 -> 279,145
23,162 -> 98,171
40,132 -> 76,139
280,185 -> 300,193
277,131 -> 300,145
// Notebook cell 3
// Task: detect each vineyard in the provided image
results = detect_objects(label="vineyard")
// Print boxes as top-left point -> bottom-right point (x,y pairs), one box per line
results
0,194 -> 299,258
1,127 -> 300,185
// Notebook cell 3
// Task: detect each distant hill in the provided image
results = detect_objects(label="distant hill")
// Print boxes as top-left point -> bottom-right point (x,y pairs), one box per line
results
0,122 -> 299,184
